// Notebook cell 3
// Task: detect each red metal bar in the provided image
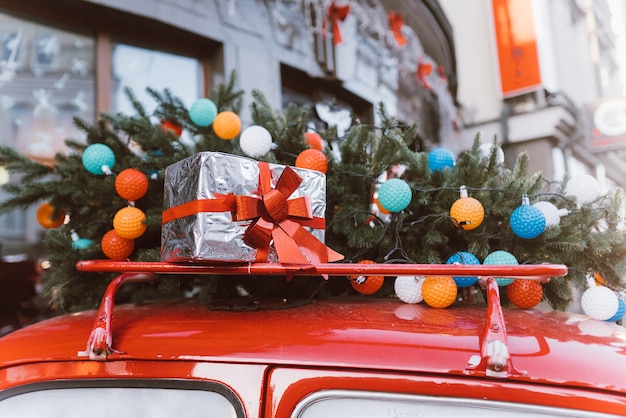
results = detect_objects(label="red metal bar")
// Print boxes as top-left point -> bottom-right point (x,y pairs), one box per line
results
77,272 -> 154,361
76,260 -> 567,280
465,277 -> 526,378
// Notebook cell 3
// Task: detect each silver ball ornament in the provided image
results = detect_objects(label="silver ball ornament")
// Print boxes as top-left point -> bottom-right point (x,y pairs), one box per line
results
394,275 -> 424,304
239,125 -> 274,158
581,286 -> 619,321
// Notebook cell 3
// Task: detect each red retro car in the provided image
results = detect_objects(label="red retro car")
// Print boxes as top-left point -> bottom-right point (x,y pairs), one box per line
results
0,261 -> 624,417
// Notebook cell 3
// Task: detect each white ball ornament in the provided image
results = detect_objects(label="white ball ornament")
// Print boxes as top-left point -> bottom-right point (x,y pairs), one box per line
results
394,275 -> 425,304
532,201 -> 569,228
581,285 -> 619,321
564,174 -> 600,205
239,125 -> 275,158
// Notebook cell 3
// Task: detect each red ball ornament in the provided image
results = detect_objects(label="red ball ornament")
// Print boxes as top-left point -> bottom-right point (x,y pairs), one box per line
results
295,149 -> 328,174
113,206 -> 147,239
213,111 -> 242,140
304,131 -> 324,150
161,119 -> 183,137
115,168 -> 149,202
506,279 -> 543,309
422,276 -> 457,308
449,186 -> 484,230
101,229 -> 134,260
349,260 -> 384,295
36,202 -> 66,229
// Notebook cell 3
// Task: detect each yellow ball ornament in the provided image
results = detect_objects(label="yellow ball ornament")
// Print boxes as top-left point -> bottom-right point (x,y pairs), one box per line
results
212,111 -> 241,140
422,276 -> 458,308
113,206 -> 147,239
450,186 -> 484,230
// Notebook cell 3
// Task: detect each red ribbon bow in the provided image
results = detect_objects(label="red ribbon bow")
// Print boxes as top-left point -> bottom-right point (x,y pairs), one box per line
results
323,1 -> 350,45
388,11 -> 407,47
162,162 -> 343,267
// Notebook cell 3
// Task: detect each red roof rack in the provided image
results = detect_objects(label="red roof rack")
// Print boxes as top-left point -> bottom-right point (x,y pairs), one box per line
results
75,260 -> 567,379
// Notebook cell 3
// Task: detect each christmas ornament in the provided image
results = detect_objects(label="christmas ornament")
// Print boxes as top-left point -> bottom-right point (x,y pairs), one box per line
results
449,186 -> 484,230
510,195 -> 545,239
82,143 -> 115,175
113,206 -> 147,239
532,201 -> 569,228
483,250 -> 518,286
421,276 -> 457,308
36,202 -> 66,229
189,98 -> 217,127
564,174 -> 600,205
349,260 -> 384,295
160,119 -> 183,137
239,125 -> 274,157
115,168 -> 149,202
506,279 -> 543,309
394,275 -> 424,304
295,149 -> 328,174
304,131 -> 324,150
427,147 -> 455,172
445,251 -> 479,287
606,297 -> 625,322
478,142 -> 504,164
377,178 -> 412,213
101,229 -> 134,260
70,230 -> 93,250
581,280 -> 619,321
212,111 -> 241,140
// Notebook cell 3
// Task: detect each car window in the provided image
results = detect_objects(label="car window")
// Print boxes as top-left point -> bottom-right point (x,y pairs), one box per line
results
0,386 -> 239,418
292,390 -> 618,418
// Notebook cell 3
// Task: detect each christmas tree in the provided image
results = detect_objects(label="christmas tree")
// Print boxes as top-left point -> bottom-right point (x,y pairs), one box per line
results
1,71 -> 625,314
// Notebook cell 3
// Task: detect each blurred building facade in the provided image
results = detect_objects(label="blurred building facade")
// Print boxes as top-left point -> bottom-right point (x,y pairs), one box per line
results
441,0 -> 626,191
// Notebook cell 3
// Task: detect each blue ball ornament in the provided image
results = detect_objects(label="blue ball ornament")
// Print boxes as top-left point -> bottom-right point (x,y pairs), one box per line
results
428,147 -> 455,172
483,250 -> 518,286
378,178 -> 412,213
510,196 -> 546,239
607,297 -> 625,322
446,251 -> 479,287
189,98 -> 217,127
82,143 -> 115,175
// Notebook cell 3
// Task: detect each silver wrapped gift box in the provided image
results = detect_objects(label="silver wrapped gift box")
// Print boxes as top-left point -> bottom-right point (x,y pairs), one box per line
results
161,152 -> 331,263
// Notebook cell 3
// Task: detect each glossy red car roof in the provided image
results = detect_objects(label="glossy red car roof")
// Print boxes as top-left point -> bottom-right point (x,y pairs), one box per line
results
0,298 -> 625,394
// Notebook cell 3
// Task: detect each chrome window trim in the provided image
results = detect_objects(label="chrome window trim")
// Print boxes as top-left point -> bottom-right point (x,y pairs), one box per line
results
291,389 -> 619,418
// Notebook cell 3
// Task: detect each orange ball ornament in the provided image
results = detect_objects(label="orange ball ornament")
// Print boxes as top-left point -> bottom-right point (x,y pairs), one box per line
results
449,186 -> 484,230
113,206 -> 147,239
101,229 -> 134,260
36,202 -> 66,229
295,149 -> 328,174
422,276 -> 457,308
212,111 -> 242,140
349,260 -> 384,295
115,168 -> 149,202
507,279 -> 543,309
304,131 -> 324,150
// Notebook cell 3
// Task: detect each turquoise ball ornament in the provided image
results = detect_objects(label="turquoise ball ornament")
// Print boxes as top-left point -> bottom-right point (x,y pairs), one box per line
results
82,143 -> 115,175
510,196 -> 545,239
189,98 -> 217,127
427,147 -> 455,172
483,250 -> 518,286
377,178 -> 412,213
446,251 -> 479,287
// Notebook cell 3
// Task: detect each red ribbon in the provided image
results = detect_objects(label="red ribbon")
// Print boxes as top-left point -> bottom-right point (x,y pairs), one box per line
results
416,57 -> 433,90
322,1 -> 350,45
162,162 -> 343,266
388,11 -> 407,47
